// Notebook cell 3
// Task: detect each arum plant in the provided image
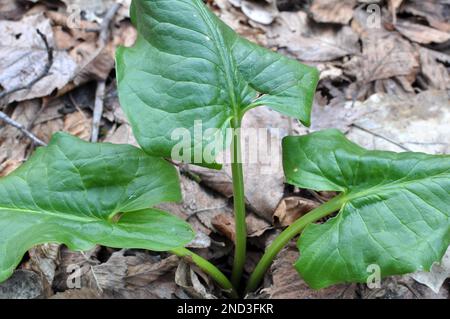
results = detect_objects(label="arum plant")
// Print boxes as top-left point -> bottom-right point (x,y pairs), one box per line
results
246,130 -> 450,292
116,0 -> 319,288
0,133 -> 236,297
0,0 -> 448,300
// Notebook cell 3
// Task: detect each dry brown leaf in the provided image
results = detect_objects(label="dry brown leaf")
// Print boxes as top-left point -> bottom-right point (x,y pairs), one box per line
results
52,246 -> 101,292
0,100 -> 41,177
262,245 -> 357,299
310,0 -> 357,25
411,247 -> 450,294
395,19 -> 450,44
25,244 -> 60,287
211,212 -> 272,242
51,288 -> 104,299
0,270 -> 45,299
359,275 -> 448,299
417,46 -> 450,90
0,0 -> 26,20
104,123 -> 138,146
230,0 -> 279,25
401,0 -> 450,33
92,250 -> 183,299
273,197 -> 320,227
63,111 -> 92,140
175,260 -> 216,299
302,90 -> 450,154
0,14 -> 78,104
344,30 -> 419,83
60,0 -> 120,23
264,11 -> 360,62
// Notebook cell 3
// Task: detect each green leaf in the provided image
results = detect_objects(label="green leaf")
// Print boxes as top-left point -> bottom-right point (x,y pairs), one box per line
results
0,133 -> 194,283
283,129 -> 450,289
116,0 -> 319,165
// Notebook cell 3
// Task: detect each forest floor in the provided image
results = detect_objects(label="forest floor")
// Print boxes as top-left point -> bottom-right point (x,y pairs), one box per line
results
0,0 -> 449,299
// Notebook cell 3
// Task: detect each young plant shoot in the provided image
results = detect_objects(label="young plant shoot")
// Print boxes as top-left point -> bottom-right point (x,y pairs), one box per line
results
0,0 -> 448,300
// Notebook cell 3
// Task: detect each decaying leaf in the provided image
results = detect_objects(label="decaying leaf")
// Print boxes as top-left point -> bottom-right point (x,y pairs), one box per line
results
229,0 -> 278,25
0,14 -> 78,104
25,244 -> 60,287
92,250 -> 183,299
175,260 -> 216,299
262,245 -> 357,299
264,11 -> 360,61
394,19 -> 450,44
212,213 -> 272,242
400,0 -> 450,33
344,30 -> 419,83
310,0 -> 357,25
417,46 -> 450,90
273,197 -> 320,227
412,247 -> 450,294
0,270 -> 45,299
359,275 -> 449,299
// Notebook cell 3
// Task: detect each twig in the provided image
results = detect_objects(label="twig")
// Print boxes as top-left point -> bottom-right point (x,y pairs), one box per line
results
351,123 -> 411,151
0,29 -> 54,101
98,4 -> 122,45
91,80 -> 106,143
87,5 -> 120,142
0,111 -> 46,146
0,29 -> 53,147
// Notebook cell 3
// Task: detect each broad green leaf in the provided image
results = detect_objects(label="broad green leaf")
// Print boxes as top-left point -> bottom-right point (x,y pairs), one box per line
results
283,129 -> 450,289
0,133 -> 194,283
116,0 -> 319,165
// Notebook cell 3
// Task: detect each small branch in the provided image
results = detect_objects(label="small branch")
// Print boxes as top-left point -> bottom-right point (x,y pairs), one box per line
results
91,80 -> 106,142
351,123 -> 411,151
0,29 -> 54,101
0,111 -> 46,146
98,4 -> 121,45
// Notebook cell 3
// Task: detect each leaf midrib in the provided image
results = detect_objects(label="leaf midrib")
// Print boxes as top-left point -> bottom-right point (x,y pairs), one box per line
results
344,170 -> 449,203
191,0 -> 242,117
0,206 -> 101,223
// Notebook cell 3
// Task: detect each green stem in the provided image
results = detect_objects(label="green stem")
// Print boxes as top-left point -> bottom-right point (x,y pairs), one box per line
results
171,247 -> 238,299
245,194 -> 346,294
230,115 -> 247,289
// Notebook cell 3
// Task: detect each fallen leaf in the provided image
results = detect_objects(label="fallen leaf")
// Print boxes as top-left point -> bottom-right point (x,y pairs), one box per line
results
417,46 -> 450,90
0,0 -> 26,20
60,0 -> 118,23
394,19 -> 450,44
401,0 -> 450,33
25,244 -> 60,287
344,29 -> 419,83
230,0 -> 279,25
51,288 -> 104,299
359,275 -> 448,299
301,90 -> 450,154
273,197 -> 320,227
211,213 -> 272,242
264,11 -> 360,61
92,250 -> 182,299
261,245 -> 357,298
63,110 -> 92,140
0,14 -> 78,104
411,247 -> 450,294
175,260 -> 216,299
0,270 -> 45,299
310,0 -> 357,25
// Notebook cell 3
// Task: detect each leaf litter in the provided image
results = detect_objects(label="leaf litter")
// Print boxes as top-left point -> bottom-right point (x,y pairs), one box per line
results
0,0 -> 449,299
